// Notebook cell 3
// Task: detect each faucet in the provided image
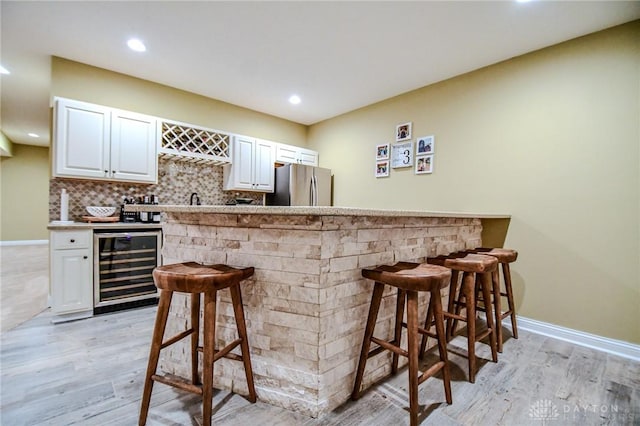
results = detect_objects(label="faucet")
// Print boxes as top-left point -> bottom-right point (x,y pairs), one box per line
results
190,192 -> 201,206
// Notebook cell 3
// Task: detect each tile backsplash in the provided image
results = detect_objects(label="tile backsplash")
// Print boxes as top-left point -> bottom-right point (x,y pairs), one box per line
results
49,159 -> 263,221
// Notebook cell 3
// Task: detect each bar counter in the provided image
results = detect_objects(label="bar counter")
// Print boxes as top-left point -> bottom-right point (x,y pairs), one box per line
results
125,205 -> 510,417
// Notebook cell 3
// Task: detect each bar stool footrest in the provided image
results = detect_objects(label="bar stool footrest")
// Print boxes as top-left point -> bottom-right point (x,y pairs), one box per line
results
417,325 -> 437,339
475,328 -> 493,342
418,361 -> 446,386
443,312 -> 466,322
161,328 -> 196,349
500,311 -> 514,319
152,373 -> 203,395
197,338 -> 244,362
370,336 -> 408,358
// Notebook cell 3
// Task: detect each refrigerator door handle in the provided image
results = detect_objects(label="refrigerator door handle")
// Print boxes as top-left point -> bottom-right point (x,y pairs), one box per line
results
311,174 -> 318,206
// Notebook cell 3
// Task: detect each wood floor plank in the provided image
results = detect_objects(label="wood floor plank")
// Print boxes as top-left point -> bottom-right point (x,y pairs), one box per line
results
1,305 -> 639,426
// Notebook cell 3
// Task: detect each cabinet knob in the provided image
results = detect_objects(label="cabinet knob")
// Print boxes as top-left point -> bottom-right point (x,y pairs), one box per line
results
112,170 -> 116,174
70,239 -> 75,243
104,170 -> 108,174
83,256 -> 88,259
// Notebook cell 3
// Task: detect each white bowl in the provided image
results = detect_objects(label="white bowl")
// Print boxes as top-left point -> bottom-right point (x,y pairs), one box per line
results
86,206 -> 116,217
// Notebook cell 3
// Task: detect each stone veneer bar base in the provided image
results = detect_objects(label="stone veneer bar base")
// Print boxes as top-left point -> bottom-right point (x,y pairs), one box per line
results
157,211 -> 483,418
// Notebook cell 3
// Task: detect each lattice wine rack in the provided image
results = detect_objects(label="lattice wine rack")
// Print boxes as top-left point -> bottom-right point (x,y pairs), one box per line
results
159,120 -> 231,165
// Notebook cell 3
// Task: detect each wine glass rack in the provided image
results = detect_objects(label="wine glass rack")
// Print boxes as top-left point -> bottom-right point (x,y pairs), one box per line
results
159,119 -> 231,165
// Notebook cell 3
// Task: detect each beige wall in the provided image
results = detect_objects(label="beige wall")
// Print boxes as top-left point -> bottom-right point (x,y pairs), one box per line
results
0,131 -> 14,156
308,21 -> 640,344
0,144 -> 50,240
51,57 -> 308,146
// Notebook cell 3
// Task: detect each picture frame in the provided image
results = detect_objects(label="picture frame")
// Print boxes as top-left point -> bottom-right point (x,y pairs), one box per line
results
415,155 -> 433,174
396,122 -> 412,141
376,143 -> 390,160
391,141 -> 413,168
375,160 -> 390,177
416,135 -> 434,155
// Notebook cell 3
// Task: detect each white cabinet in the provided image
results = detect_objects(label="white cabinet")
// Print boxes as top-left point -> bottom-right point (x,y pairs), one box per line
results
54,98 -> 157,183
109,109 -> 158,182
223,135 -> 275,192
275,143 -> 318,166
50,230 -> 93,317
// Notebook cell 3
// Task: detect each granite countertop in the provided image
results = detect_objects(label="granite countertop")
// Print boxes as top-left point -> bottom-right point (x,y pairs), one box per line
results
124,204 -> 510,219
47,221 -> 163,230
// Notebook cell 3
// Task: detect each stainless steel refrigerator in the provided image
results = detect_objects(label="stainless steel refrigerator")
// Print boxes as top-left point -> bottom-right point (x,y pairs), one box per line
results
265,163 -> 332,206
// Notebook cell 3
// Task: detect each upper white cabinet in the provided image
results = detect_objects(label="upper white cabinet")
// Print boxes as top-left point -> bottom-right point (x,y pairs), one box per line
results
54,97 -> 157,183
109,109 -> 158,182
223,135 -> 275,192
275,143 -> 319,166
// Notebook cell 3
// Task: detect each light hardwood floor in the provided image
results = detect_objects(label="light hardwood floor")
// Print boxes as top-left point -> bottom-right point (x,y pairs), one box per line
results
0,244 -> 49,332
1,303 -> 638,425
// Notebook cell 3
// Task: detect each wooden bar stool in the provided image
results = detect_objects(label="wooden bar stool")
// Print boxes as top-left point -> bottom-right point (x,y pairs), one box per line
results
139,262 -> 256,426
353,262 -> 453,426
466,248 -> 519,352
422,253 -> 498,383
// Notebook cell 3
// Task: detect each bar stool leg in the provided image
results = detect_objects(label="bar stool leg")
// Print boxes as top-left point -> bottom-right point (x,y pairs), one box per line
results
229,283 -> 257,402
461,272 -> 477,383
480,273 -> 498,363
419,290 -> 434,357
202,290 -> 217,426
445,270 -> 460,341
139,290 -> 173,426
503,263 -> 518,339
431,288 -> 452,404
406,290 -> 420,426
491,269 -> 504,353
352,281 -> 385,400
191,293 -> 201,385
392,289 -> 406,374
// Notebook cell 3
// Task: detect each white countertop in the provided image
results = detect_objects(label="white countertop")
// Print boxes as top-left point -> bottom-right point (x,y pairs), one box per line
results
47,221 -> 163,230
124,204 -> 510,219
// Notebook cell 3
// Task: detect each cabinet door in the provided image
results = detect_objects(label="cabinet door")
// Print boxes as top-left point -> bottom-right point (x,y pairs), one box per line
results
253,139 -> 275,191
110,110 -> 158,183
51,249 -> 92,314
275,143 -> 299,164
230,135 -> 257,190
54,98 -> 111,179
298,148 -> 319,166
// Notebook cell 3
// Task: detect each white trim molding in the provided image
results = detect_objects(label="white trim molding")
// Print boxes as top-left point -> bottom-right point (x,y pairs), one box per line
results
515,316 -> 640,362
0,240 -> 49,246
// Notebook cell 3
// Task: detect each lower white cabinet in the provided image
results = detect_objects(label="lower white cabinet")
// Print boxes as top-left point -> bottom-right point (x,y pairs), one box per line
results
50,230 -> 93,316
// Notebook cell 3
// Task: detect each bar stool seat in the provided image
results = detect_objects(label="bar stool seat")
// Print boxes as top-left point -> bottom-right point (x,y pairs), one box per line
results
353,262 -> 452,426
139,262 -> 256,426
466,247 -> 519,352
423,253 -> 499,383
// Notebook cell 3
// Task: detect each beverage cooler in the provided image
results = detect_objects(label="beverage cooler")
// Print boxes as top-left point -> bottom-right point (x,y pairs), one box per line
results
93,230 -> 161,313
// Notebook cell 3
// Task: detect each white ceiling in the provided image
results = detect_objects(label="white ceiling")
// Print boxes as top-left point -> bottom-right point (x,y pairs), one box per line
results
1,1 -> 639,148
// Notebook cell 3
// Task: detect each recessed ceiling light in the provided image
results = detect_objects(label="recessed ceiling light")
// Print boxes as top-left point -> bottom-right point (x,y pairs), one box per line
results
28,133 -> 40,138
289,95 -> 301,105
0,65 -> 9,75
127,38 -> 146,52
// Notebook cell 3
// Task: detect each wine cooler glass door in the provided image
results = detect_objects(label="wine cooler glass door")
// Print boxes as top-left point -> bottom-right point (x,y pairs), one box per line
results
94,230 -> 161,308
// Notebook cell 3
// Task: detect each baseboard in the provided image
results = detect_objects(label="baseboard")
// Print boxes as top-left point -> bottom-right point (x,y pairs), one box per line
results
515,316 -> 640,362
0,239 -> 49,246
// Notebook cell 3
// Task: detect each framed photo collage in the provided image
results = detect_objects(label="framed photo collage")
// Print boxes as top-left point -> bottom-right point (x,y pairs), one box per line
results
375,121 -> 435,177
